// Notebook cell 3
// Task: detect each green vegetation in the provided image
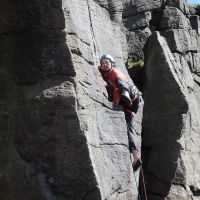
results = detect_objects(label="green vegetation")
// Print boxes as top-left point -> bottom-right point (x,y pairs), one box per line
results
189,4 -> 200,15
188,4 -> 200,8
127,59 -> 144,69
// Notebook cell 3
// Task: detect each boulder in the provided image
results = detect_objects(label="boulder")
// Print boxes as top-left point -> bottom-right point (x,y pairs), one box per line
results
135,0 -> 162,13
159,6 -> 191,30
125,28 -> 151,58
123,11 -> 151,30
160,29 -> 200,53
143,31 -> 200,199
1,0 -> 200,199
0,0 -> 143,199
143,31 -> 188,196
122,0 -> 137,17
166,0 -> 190,15
190,15 -> 200,35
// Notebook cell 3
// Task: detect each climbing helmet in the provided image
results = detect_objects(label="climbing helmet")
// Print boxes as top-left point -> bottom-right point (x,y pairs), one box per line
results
100,54 -> 115,63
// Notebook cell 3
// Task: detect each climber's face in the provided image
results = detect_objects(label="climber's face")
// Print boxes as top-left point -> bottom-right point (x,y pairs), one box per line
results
100,59 -> 112,71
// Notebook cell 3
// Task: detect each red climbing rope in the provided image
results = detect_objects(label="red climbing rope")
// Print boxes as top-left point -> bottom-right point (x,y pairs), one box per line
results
140,167 -> 148,200
132,161 -> 148,200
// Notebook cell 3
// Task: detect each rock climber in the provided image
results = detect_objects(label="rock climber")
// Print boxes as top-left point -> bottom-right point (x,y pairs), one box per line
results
98,54 -> 142,171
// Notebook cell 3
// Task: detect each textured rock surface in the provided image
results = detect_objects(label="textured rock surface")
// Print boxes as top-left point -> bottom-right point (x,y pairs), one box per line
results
0,0 -> 99,199
166,0 -> 189,14
143,31 -> 194,199
1,0 -> 200,200
64,1 -> 142,199
0,0 -> 141,200
142,1 -> 200,198
159,6 -> 191,30
190,15 -> 200,35
160,29 -> 200,53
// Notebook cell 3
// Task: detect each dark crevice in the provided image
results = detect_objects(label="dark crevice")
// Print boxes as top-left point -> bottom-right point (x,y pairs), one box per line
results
0,27 -> 65,35
149,0 -> 167,31
81,86 -> 123,111
190,186 -> 200,196
147,191 -> 165,197
71,49 -> 94,66
194,79 -> 200,87
88,142 -> 128,149
67,32 -> 91,46
100,143 -> 128,148
81,187 -> 100,200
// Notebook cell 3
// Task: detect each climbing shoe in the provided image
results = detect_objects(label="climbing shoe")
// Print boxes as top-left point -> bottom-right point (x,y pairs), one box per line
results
120,90 -> 132,107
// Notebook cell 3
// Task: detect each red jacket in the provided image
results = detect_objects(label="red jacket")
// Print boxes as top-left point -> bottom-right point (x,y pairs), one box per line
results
98,67 -> 128,104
